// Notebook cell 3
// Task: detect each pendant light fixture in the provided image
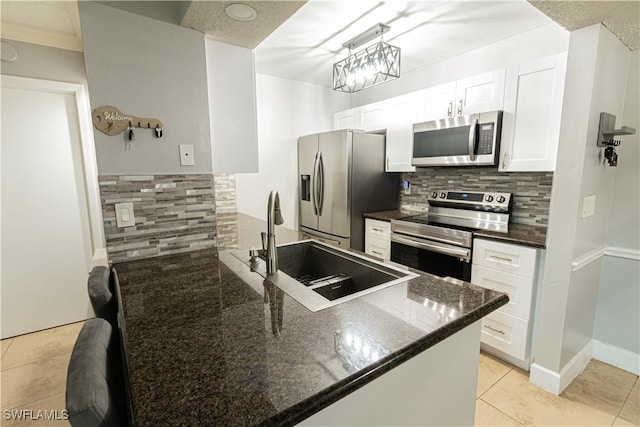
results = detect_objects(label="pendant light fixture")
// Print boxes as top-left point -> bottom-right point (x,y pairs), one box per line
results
333,23 -> 401,93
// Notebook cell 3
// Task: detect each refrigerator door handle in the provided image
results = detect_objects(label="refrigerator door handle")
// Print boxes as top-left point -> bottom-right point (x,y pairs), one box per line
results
317,152 -> 324,216
312,152 -> 319,215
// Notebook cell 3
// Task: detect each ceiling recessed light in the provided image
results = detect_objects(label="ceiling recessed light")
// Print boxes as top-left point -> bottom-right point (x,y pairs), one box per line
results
225,3 -> 258,22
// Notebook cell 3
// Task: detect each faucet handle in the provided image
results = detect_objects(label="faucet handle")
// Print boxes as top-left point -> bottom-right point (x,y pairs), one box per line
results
261,232 -> 267,251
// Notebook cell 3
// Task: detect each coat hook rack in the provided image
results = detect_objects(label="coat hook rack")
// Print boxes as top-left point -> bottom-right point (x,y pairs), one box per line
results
92,105 -> 163,138
597,112 -> 636,167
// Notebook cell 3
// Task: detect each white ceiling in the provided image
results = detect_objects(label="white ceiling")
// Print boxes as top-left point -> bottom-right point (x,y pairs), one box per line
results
253,0 -> 556,88
1,1 -> 638,89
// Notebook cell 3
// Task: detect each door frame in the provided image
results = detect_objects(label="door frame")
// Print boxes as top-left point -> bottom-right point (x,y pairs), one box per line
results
1,75 -> 105,257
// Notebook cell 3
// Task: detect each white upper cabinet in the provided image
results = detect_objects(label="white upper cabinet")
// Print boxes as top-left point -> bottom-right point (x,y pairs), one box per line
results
419,70 -> 506,122
334,108 -> 362,130
455,70 -> 506,115
386,95 -> 422,172
360,102 -> 386,132
499,53 -> 567,172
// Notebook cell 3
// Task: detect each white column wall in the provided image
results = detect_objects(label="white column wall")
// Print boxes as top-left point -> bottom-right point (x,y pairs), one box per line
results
531,24 -> 633,393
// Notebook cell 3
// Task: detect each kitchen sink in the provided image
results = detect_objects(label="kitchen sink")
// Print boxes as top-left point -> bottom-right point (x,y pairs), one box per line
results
232,240 -> 419,311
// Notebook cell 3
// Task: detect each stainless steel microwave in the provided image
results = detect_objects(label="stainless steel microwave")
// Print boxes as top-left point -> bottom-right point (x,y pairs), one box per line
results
412,110 -> 503,167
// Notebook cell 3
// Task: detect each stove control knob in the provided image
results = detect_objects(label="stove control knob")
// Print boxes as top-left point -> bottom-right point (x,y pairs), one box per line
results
497,196 -> 506,203
431,192 -> 438,198
440,192 -> 446,199
485,195 -> 494,202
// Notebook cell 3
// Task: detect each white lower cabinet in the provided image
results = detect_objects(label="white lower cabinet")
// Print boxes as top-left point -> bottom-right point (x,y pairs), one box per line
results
364,219 -> 391,261
471,238 -> 541,369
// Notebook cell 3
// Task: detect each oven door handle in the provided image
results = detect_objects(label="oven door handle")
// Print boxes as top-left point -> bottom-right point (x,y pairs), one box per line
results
391,234 -> 471,261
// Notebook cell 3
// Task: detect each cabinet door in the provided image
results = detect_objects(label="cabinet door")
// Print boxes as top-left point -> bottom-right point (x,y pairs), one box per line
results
361,102 -> 387,132
499,53 -> 567,171
421,82 -> 456,121
333,108 -> 362,130
456,69 -> 506,115
386,96 -> 420,172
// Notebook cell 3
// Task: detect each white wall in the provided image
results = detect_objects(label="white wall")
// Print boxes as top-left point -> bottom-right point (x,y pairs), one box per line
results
235,74 -> 348,229
592,50 -> 639,373
531,24 -> 635,393
206,39 -> 259,173
79,2 -> 212,175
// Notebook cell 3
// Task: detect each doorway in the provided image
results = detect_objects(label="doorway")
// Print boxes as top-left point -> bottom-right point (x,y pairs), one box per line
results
1,76 -> 103,338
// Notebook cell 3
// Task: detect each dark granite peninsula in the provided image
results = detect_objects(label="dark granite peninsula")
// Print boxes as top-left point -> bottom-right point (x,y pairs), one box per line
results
114,245 -> 507,426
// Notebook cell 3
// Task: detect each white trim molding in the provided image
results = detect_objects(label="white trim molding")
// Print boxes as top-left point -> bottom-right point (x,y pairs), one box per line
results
571,246 -> 606,271
571,245 -> 640,271
605,247 -> 640,261
592,339 -> 640,376
530,341 -> 592,395
1,21 -> 83,52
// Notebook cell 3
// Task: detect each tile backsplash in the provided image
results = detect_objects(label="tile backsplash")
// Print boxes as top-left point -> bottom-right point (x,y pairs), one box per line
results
400,168 -> 553,226
214,173 -> 238,250
99,174 -> 217,263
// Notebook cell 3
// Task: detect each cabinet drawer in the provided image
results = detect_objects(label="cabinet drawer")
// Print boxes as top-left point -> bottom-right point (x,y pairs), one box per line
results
480,311 -> 528,360
365,236 -> 390,261
471,265 -> 534,320
365,219 -> 391,239
472,239 -> 537,277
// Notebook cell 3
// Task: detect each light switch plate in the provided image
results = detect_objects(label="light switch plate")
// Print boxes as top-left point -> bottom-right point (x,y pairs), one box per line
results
581,195 -> 596,218
179,144 -> 195,166
115,202 -> 136,228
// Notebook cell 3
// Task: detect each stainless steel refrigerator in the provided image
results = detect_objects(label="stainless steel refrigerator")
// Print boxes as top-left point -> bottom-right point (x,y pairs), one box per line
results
298,129 -> 399,251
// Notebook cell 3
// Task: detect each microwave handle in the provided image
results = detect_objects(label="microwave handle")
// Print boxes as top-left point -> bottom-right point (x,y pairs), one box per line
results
468,117 -> 479,161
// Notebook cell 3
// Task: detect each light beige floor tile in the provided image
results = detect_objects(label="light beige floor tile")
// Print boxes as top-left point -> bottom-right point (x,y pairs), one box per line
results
482,368 -> 616,426
561,359 -> 636,417
2,323 -> 83,370
1,352 -> 71,410
620,378 -> 640,425
477,352 -> 513,397
475,399 -> 523,426
2,392 -> 70,426
2,338 -> 14,360
613,416 -> 638,426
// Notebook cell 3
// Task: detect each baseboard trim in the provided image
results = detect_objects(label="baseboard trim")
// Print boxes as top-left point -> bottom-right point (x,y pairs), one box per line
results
530,341 -> 592,395
592,339 -> 640,375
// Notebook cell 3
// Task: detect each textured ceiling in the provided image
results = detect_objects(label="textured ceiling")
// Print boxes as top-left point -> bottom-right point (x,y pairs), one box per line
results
182,1 -> 306,49
528,1 -> 640,50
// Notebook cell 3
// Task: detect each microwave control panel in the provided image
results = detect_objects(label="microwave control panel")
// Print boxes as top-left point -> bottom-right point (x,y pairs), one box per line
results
477,123 -> 495,154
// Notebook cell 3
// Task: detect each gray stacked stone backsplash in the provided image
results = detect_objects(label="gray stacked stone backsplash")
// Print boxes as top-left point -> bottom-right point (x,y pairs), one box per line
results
400,168 -> 553,226
99,174 -> 217,263
214,173 -> 238,249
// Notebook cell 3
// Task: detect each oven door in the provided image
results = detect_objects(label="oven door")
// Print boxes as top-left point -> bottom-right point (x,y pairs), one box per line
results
390,233 -> 471,281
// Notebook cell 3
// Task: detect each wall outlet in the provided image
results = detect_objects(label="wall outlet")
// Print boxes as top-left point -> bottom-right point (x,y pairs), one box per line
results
179,144 -> 195,166
115,202 -> 136,228
403,180 -> 411,195
581,195 -> 596,218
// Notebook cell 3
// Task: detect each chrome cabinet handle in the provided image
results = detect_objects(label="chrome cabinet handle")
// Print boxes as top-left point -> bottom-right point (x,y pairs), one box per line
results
391,234 -> 470,260
372,228 -> 384,233
468,117 -> 478,161
457,98 -> 463,116
447,101 -> 453,117
372,250 -> 383,256
484,325 -> 506,335
386,156 -> 390,171
489,254 -> 514,262
502,152 -> 508,169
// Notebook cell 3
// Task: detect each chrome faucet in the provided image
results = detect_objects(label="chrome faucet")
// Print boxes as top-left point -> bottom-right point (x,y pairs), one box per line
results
264,190 -> 283,274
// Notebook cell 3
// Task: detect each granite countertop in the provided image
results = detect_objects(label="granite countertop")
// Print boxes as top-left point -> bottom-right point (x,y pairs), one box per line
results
363,210 -> 548,248
114,247 -> 507,426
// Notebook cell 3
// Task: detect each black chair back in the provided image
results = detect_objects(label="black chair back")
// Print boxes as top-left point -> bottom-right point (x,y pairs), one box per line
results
66,318 -> 128,426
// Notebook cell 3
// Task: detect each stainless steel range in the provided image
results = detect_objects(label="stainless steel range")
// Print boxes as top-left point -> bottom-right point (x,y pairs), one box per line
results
390,190 -> 512,281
